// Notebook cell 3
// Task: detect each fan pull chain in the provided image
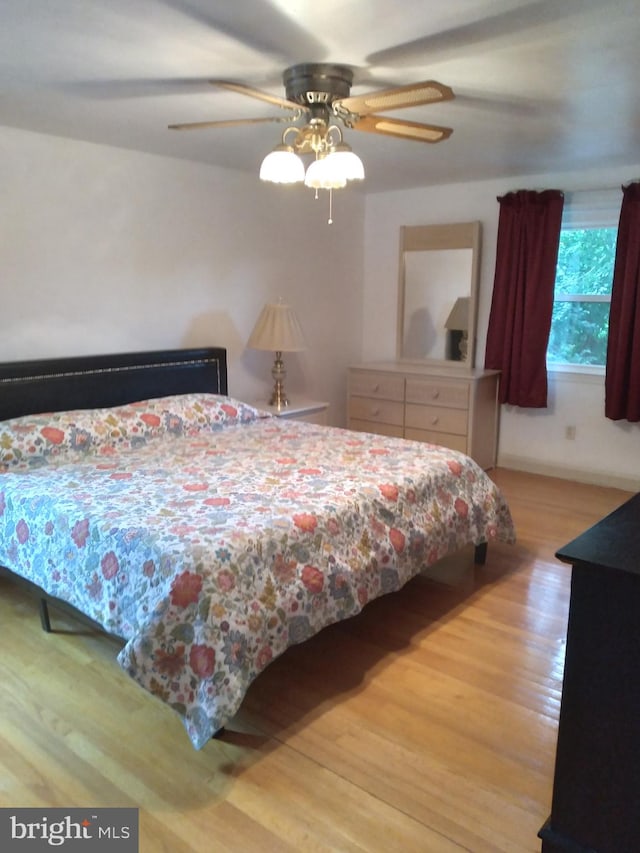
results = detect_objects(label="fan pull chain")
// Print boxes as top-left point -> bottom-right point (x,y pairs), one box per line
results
311,186 -> 334,225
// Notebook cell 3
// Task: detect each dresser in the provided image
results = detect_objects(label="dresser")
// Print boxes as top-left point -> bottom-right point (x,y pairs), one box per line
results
539,493 -> 640,852
347,362 -> 500,469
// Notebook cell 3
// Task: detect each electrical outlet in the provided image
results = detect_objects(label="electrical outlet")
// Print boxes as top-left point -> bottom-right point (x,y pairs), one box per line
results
565,425 -> 576,440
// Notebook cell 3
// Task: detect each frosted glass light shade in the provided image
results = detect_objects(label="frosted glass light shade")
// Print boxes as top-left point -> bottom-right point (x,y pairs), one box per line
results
304,157 -> 347,190
259,147 -> 305,184
328,147 -> 365,181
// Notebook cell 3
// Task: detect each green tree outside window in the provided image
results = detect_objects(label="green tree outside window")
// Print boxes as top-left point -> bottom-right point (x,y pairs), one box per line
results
547,227 -> 617,366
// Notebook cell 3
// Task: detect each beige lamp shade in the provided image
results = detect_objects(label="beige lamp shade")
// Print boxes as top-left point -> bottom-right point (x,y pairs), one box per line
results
444,296 -> 470,331
247,302 -> 306,408
247,302 -> 307,352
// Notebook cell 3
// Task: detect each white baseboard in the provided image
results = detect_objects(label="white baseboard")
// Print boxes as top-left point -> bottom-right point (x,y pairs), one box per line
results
498,454 -> 639,493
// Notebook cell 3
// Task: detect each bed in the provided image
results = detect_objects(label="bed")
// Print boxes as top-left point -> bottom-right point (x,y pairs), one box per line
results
0,347 -> 515,749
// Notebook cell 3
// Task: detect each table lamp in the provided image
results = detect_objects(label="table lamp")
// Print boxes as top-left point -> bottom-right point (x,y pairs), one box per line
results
247,301 -> 307,407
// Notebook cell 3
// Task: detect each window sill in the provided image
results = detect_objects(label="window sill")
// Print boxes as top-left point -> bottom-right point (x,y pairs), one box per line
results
547,363 -> 604,383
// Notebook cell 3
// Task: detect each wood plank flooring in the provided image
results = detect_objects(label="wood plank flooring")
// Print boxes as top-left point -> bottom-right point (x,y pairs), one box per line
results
0,469 -> 632,852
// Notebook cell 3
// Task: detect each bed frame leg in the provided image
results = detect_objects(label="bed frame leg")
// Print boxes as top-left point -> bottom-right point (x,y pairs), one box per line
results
474,542 -> 487,565
39,598 -> 52,633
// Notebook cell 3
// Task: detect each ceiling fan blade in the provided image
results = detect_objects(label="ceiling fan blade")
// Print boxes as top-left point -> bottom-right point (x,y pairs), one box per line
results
169,116 -> 291,131
366,0 -> 608,67
338,81 -> 454,116
160,0 -> 325,63
352,114 -> 453,143
209,80 -> 300,111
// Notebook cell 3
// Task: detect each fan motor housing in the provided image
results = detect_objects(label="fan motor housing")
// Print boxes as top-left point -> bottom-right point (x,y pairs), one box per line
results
283,63 -> 353,107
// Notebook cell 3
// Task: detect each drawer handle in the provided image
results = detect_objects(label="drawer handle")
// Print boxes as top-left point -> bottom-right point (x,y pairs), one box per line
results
372,407 -> 380,416
372,383 -> 380,392
431,416 -> 439,425
432,390 -> 440,399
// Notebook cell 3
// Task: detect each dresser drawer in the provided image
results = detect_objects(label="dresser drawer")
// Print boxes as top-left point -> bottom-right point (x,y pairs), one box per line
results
406,377 -> 469,409
405,428 -> 468,454
349,371 -> 404,401
405,403 -> 468,435
349,397 -> 404,427
350,419 -> 404,438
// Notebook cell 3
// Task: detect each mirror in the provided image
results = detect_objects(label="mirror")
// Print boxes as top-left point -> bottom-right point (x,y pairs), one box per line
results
397,221 -> 481,367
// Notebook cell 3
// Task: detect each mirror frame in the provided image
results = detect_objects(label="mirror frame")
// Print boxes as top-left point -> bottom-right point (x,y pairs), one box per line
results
396,221 -> 482,368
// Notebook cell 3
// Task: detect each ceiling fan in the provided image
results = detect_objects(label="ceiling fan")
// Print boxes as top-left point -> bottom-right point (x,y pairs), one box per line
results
168,62 -> 454,145
169,63 -> 454,221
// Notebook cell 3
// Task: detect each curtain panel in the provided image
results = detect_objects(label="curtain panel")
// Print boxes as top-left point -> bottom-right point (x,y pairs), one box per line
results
605,181 -> 640,422
485,189 -> 564,407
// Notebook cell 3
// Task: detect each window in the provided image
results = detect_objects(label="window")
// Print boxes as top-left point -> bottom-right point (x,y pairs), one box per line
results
547,190 -> 620,368
547,226 -> 617,366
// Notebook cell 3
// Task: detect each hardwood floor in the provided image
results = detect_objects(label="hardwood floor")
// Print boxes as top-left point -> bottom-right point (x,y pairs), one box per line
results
0,470 -> 632,852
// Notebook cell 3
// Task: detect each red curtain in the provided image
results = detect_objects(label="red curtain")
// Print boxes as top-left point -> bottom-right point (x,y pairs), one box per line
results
485,190 -> 564,406
605,181 -> 640,421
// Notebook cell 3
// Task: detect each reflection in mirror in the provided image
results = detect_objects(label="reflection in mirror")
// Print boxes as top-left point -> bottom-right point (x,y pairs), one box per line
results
397,222 -> 481,367
402,250 -> 472,360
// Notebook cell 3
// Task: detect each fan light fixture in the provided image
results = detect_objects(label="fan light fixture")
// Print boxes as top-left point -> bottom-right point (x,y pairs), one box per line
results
259,121 -> 364,222
169,63 -> 455,225
259,143 -> 306,184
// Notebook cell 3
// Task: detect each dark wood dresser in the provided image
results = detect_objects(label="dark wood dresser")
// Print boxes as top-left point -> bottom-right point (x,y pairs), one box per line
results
539,491 -> 640,852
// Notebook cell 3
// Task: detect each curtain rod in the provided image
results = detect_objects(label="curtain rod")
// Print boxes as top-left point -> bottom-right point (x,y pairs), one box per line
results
567,180 -> 639,193
526,179 -> 640,195
504,178 -> 639,196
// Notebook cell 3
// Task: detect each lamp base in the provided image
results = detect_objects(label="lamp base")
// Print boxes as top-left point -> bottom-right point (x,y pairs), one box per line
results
269,351 -> 290,408
269,389 -> 290,408
459,331 -> 469,361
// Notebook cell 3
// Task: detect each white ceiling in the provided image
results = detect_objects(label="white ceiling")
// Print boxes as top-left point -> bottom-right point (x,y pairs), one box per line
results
2,0 -> 639,193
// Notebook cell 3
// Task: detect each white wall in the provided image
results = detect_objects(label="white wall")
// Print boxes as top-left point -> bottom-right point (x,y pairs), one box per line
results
363,164 -> 640,491
3,124 -> 639,489
0,126 -> 364,425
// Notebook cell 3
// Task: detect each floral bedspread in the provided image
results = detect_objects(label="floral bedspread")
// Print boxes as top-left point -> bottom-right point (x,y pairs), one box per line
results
0,393 -> 515,749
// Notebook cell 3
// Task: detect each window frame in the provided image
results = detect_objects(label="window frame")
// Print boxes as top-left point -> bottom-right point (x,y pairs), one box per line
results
547,189 -> 620,375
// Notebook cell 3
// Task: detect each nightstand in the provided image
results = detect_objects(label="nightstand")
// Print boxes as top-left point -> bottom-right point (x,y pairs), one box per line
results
251,399 -> 329,425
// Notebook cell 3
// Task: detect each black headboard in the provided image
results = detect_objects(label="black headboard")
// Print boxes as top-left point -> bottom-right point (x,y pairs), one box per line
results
0,347 -> 228,421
